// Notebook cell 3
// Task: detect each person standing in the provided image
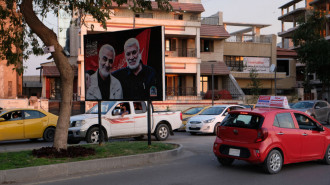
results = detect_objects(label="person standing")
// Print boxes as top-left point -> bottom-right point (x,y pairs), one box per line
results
86,44 -> 123,100
112,38 -> 157,99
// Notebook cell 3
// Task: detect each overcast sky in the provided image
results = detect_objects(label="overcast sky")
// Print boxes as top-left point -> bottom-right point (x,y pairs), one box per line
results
23,0 -> 291,76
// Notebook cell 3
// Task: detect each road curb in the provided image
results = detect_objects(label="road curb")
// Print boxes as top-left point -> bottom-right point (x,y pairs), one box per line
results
0,143 -> 182,184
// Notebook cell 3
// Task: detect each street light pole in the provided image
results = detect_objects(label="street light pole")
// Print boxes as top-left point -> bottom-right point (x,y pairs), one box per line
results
212,64 -> 214,106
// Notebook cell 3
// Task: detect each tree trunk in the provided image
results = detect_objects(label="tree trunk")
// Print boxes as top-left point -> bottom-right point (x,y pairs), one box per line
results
21,0 -> 73,150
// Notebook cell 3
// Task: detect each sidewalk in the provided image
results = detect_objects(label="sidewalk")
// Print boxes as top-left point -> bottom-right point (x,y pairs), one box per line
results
0,144 -> 182,184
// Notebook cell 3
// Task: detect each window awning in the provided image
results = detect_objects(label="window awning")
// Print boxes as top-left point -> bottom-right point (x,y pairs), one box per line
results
200,62 -> 230,75
42,66 -> 78,77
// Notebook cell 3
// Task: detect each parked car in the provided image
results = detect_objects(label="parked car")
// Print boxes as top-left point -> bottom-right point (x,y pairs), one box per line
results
291,100 -> 330,124
68,101 -> 182,144
186,105 -> 245,135
0,108 -> 58,142
213,107 -> 330,174
179,106 -> 210,131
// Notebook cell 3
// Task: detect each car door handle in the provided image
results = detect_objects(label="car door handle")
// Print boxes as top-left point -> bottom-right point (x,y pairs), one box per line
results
277,132 -> 284,135
302,133 -> 308,136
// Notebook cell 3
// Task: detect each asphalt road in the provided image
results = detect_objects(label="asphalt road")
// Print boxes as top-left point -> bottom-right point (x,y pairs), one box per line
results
3,131 -> 328,185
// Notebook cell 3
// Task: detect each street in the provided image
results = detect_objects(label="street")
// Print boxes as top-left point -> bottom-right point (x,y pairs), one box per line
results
3,131 -> 330,185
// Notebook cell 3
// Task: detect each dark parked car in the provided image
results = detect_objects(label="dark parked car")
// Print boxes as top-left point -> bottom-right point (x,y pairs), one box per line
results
291,100 -> 330,124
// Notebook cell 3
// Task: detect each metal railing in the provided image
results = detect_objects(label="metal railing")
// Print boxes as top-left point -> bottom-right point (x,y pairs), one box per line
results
225,35 -> 272,43
165,48 -> 196,57
166,87 -> 197,97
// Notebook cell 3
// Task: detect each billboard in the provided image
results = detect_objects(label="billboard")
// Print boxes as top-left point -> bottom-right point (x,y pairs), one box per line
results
84,26 -> 164,101
243,57 -> 270,73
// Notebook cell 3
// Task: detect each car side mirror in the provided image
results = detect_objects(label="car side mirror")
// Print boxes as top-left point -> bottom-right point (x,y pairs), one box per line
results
223,112 -> 228,116
113,109 -> 121,116
316,124 -> 324,131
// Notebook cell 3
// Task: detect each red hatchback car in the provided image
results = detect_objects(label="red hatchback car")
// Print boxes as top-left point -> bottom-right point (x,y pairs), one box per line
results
213,108 -> 330,174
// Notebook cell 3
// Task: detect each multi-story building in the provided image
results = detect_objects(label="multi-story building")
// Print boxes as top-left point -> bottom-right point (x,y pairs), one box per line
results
0,1 -> 23,99
278,0 -> 330,100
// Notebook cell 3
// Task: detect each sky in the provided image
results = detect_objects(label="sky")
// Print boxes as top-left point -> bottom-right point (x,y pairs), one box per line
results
23,0 -> 290,76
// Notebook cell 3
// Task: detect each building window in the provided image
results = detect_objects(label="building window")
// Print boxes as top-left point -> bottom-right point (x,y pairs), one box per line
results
174,14 -> 183,20
135,13 -> 153,18
200,76 -> 208,95
200,40 -> 214,52
277,60 -> 289,76
225,56 -> 244,72
165,39 -> 176,51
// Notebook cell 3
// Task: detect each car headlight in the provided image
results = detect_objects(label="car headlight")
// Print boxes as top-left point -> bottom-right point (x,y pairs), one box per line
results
182,117 -> 191,121
71,120 -> 85,127
203,118 -> 215,123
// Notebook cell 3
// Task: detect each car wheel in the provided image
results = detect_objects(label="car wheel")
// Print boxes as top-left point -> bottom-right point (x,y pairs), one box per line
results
213,122 -> 221,135
43,127 -> 55,142
217,157 -> 234,166
263,149 -> 282,174
155,124 -> 169,141
86,127 -> 106,143
323,145 -> 330,165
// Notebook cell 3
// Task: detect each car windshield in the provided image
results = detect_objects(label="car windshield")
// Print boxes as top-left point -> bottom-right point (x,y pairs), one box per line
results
200,107 -> 225,115
292,101 -> 314,109
221,113 -> 263,129
86,101 -> 116,114
183,107 -> 204,115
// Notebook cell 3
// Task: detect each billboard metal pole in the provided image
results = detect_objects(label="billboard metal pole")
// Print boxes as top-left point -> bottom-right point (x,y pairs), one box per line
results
98,100 -> 103,145
147,100 -> 152,146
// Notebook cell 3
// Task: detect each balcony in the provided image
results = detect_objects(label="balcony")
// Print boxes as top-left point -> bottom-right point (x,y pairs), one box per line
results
165,48 -> 197,57
225,35 -> 272,43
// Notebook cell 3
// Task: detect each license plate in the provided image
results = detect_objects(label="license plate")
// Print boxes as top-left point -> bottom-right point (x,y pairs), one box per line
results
229,148 -> 240,157
191,125 -> 196,128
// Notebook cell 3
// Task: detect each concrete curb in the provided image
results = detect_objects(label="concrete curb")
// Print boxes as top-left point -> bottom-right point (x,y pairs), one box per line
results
0,143 -> 182,184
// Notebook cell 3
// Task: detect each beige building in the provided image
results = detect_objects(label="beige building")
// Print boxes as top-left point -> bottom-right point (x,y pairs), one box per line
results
0,1 -> 23,99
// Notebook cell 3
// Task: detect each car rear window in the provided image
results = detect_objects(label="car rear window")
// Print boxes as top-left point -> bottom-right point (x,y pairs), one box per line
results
221,113 -> 263,129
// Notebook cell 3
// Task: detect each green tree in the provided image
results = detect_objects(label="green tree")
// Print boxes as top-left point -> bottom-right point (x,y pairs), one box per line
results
0,0 -> 171,150
248,68 -> 262,103
292,10 -> 330,98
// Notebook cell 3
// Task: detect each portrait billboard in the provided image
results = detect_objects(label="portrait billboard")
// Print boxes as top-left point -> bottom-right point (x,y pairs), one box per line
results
84,26 -> 164,101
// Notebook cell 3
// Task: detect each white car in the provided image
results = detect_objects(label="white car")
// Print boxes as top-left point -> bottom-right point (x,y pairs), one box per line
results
186,105 -> 245,135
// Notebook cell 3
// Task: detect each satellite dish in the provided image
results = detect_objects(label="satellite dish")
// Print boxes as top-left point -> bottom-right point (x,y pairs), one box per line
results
270,64 -> 276,72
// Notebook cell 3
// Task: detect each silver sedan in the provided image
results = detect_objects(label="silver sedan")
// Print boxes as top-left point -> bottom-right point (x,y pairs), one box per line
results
291,100 -> 330,124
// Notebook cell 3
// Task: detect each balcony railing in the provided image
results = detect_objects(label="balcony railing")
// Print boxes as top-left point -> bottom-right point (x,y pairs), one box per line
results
225,35 -> 272,43
166,87 -> 197,96
165,48 -> 196,57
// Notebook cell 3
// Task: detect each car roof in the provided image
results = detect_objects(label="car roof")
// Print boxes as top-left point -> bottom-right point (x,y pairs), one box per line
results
230,107 -> 293,116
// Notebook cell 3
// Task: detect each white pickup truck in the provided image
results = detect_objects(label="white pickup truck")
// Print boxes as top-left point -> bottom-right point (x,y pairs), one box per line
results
68,101 -> 182,144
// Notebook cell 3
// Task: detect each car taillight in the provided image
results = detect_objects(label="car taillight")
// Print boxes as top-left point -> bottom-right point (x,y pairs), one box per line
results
255,128 -> 268,142
180,112 -> 182,121
217,126 -> 222,138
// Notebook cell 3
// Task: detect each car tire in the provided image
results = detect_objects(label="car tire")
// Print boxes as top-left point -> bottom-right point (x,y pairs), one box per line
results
217,157 -> 234,166
86,127 -> 106,143
155,124 -> 169,141
43,127 -> 55,142
213,122 -> 221,135
323,145 -> 330,165
263,149 -> 283,174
